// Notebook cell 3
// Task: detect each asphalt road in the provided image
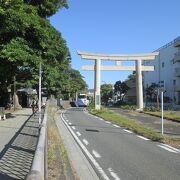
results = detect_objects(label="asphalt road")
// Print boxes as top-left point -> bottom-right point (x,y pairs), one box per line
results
61,107 -> 180,180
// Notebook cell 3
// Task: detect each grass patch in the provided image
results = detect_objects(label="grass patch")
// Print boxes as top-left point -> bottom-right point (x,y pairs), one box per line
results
48,106 -> 68,179
144,111 -> 180,122
90,108 -> 163,142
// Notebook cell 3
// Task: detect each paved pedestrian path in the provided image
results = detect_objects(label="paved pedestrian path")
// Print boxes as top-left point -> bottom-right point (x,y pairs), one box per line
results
0,108 -> 39,179
109,108 -> 180,138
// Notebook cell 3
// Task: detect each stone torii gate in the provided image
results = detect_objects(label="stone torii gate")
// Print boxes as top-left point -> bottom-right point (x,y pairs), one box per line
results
78,51 -> 159,110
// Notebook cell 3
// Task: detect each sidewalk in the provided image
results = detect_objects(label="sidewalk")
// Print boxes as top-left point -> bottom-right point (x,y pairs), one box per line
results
0,108 -> 39,179
109,108 -> 180,138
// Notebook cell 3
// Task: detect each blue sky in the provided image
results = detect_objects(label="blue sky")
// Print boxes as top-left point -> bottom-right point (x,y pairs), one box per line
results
50,0 -> 180,89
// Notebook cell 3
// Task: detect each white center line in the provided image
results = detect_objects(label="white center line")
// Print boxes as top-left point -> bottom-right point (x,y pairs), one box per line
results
76,131 -> 81,136
68,122 -> 72,125
137,135 -> 149,141
123,129 -> 133,134
105,121 -> 111,124
108,168 -> 121,180
72,126 -> 76,130
83,139 -> 89,145
157,145 -> 178,153
159,144 -> 180,153
92,150 -> 101,158
113,124 -> 120,128
61,113 -> 110,180
98,118 -> 104,121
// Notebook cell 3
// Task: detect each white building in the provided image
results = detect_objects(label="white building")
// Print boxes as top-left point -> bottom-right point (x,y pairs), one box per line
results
143,36 -> 180,104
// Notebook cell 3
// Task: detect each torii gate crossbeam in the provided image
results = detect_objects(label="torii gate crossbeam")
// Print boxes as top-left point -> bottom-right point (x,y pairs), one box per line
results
78,51 -> 159,110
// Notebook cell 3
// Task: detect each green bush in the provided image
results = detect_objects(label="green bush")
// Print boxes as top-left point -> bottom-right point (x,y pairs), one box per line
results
143,106 -> 160,112
88,103 -> 94,110
120,105 -> 137,111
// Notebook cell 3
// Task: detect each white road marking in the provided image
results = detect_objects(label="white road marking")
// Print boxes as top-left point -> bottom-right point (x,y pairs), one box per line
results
105,121 -> 111,124
83,139 -> 89,145
76,131 -> 81,136
61,113 -> 110,180
157,145 -> 178,153
72,126 -> 76,130
68,122 -> 72,125
160,144 -> 180,153
137,135 -> 149,141
92,150 -> 101,158
108,168 -> 121,180
113,124 -> 120,128
123,129 -> 133,134
98,118 -> 104,121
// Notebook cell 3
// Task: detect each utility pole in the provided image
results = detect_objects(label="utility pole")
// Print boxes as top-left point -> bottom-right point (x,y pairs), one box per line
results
39,63 -> 42,125
159,80 -> 165,135
161,91 -> 164,135
14,76 -> 16,111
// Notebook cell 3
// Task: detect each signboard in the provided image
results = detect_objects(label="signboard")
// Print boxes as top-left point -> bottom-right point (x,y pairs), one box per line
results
159,80 -> 165,92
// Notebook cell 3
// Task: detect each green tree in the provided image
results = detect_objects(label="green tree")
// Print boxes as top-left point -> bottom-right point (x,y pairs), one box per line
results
0,2 -> 70,95
127,71 -> 136,81
0,0 -> 86,104
101,84 -> 113,105
114,80 -> 129,101
145,83 -> 159,101
68,69 -> 87,99
24,0 -> 68,17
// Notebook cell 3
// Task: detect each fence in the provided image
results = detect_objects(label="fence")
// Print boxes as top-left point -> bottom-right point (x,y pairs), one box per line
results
26,102 -> 48,180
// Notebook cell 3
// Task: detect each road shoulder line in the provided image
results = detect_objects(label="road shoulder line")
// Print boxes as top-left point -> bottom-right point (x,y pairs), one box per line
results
56,110 -> 100,180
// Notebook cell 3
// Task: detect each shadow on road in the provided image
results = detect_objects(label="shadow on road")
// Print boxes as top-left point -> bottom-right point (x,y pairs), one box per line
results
0,114 -> 39,179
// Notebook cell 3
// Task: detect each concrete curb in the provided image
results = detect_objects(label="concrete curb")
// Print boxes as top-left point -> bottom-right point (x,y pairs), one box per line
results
55,110 -> 100,180
141,111 -> 180,123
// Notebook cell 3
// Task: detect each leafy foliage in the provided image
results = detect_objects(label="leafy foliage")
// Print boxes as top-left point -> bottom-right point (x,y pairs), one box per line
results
145,83 -> 159,101
0,0 -> 86,103
24,0 -> 68,17
101,84 -> 113,105
114,80 -> 129,101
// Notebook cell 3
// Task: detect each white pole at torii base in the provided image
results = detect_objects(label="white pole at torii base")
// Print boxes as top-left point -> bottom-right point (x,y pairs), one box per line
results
136,60 -> 144,111
94,59 -> 101,110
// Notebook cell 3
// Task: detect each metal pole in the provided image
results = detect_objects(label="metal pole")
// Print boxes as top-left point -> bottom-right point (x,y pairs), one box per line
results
161,91 -> 164,135
39,63 -> 42,125
14,76 -> 16,111
157,88 -> 159,108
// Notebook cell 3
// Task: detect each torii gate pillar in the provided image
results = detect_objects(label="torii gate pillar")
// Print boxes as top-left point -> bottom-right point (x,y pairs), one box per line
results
94,59 -> 101,109
136,60 -> 143,110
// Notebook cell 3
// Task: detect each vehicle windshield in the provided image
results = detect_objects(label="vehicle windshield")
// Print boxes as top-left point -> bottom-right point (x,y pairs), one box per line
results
78,95 -> 86,99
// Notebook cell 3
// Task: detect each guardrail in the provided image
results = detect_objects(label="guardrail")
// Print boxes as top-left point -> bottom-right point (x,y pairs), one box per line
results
26,102 -> 48,180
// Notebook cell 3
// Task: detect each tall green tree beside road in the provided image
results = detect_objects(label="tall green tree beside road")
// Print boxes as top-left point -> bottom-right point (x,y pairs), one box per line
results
0,0 -> 86,103
24,0 -> 68,17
